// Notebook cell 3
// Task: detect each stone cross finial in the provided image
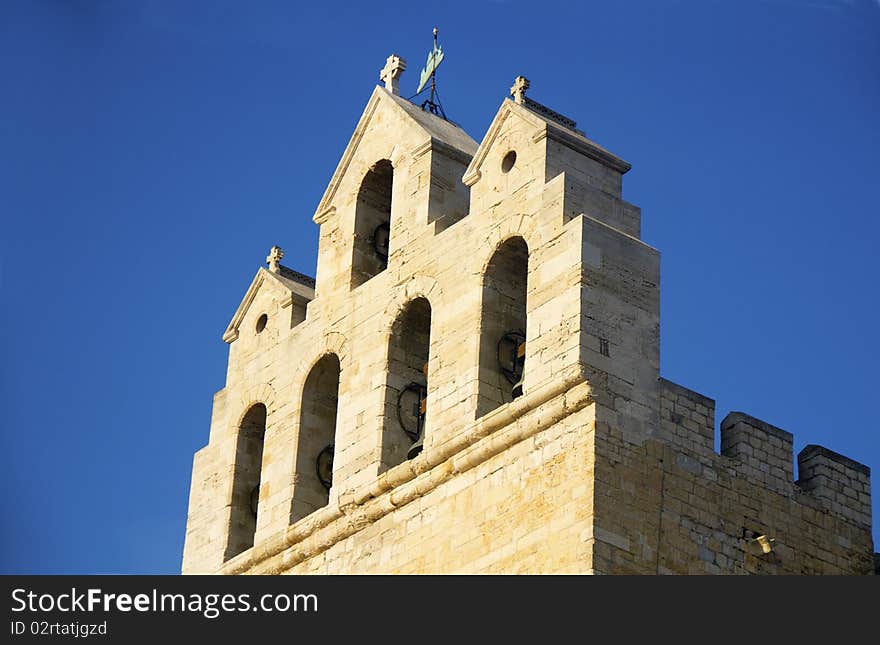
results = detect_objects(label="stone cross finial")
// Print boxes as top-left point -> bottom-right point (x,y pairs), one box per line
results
266,245 -> 284,273
380,54 -> 407,96
510,76 -> 530,104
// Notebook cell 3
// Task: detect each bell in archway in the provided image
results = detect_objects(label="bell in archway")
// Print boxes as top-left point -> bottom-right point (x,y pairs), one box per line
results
511,372 -> 525,399
407,428 -> 424,460
249,484 -> 260,519
315,443 -> 334,491
400,379 -> 427,460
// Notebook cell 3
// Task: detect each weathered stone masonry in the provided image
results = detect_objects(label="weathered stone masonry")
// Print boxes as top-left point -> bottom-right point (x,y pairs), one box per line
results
182,60 -> 874,574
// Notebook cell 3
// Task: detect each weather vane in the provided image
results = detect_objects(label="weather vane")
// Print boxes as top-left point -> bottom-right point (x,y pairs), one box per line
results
414,27 -> 447,119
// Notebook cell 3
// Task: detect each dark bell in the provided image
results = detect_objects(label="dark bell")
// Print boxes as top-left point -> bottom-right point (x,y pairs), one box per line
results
407,428 -> 424,460
372,222 -> 390,260
316,444 -> 334,491
249,484 -> 260,519
511,372 -> 525,399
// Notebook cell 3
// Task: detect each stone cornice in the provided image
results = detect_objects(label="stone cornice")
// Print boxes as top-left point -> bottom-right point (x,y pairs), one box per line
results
462,101 -> 516,186
222,270 -> 267,343
312,88 -> 383,224
410,137 -> 474,166
534,126 -> 632,174
463,99 -> 631,187
313,205 -> 335,225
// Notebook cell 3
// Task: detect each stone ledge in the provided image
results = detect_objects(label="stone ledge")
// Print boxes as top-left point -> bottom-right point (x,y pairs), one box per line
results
535,125 -> 632,174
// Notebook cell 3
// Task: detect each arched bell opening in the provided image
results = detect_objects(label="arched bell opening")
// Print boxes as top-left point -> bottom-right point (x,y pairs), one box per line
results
224,403 -> 267,561
477,236 -> 529,418
291,354 -> 341,524
351,159 -> 394,289
380,297 -> 432,471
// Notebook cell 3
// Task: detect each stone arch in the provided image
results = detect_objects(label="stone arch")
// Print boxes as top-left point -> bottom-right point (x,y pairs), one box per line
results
234,382 -> 277,427
284,332 -> 351,524
351,159 -> 395,289
224,401 -> 268,562
291,353 -> 342,524
479,214 -> 539,275
476,236 -> 530,418
223,382 -> 279,558
379,285 -> 436,471
381,274 -> 442,335
291,332 -> 351,398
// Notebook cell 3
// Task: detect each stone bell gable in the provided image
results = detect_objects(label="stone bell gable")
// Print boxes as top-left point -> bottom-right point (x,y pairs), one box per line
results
311,85 -> 477,298
182,55 -> 873,575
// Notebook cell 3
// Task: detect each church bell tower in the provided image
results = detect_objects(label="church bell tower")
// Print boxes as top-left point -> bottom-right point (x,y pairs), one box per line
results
182,48 -> 873,575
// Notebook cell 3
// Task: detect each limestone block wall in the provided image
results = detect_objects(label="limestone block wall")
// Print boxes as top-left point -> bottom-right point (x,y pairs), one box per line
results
544,132 -> 624,198
219,382 -> 598,574
550,174 -> 641,238
577,214 -> 661,446
590,386 -> 873,575
425,141 -> 471,232
798,445 -> 872,530
721,412 -> 793,495
659,377 -> 715,457
183,389 -> 232,574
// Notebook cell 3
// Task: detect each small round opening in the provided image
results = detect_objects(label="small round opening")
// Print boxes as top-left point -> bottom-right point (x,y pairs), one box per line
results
255,314 -> 268,333
501,150 -> 517,173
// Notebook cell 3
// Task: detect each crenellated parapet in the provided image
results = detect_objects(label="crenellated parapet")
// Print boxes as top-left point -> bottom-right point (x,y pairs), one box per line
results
720,412 -> 794,495
797,444 -> 872,530
715,411 -> 871,531
659,377 -> 715,456
652,381 -> 873,564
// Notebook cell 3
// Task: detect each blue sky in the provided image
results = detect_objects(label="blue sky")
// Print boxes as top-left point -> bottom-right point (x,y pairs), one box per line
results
1,0 -> 877,574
